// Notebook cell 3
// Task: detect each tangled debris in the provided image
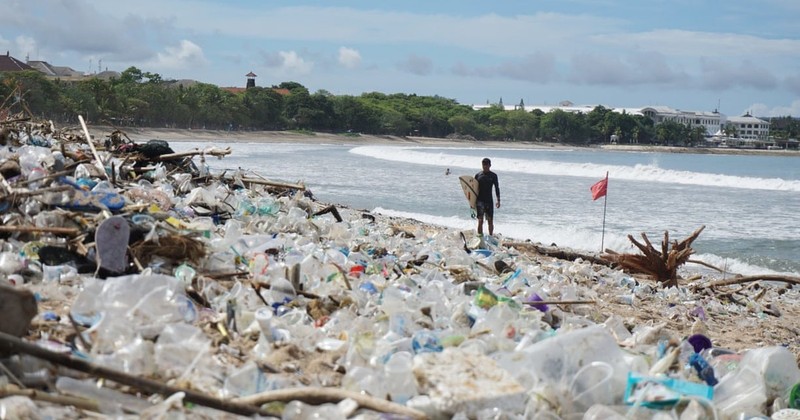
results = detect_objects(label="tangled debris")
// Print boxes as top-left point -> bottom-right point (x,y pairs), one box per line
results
603,226 -> 705,287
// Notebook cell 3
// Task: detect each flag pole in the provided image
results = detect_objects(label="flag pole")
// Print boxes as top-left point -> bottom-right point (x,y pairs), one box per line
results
600,172 -> 608,252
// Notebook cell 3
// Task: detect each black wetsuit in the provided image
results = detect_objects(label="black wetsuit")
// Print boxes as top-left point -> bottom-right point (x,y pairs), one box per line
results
475,170 -> 499,218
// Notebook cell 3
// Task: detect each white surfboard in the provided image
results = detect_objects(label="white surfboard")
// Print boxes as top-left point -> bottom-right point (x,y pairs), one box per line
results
459,175 -> 479,210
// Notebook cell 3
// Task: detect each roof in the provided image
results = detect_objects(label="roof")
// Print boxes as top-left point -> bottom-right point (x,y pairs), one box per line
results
0,52 -> 34,72
246,71 -> 257,77
221,87 -> 247,94
727,114 -> 768,124
27,60 -> 83,77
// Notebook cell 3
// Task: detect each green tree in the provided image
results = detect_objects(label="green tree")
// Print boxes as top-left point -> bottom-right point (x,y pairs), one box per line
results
242,87 -> 285,130
540,109 -> 589,143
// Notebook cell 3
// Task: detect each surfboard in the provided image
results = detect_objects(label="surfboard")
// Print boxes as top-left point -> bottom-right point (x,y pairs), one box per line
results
459,175 -> 479,209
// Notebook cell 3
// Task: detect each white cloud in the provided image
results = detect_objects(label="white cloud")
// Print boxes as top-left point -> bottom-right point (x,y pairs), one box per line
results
149,40 -> 207,70
338,47 -> 361,69
745,100 -> 800,118
263,50 -> 313,75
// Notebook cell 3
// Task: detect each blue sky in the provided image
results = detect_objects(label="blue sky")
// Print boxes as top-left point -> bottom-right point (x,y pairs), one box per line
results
2,0 -> 799,117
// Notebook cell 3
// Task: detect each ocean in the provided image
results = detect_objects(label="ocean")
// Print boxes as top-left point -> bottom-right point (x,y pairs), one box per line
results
172,140 -> 800,277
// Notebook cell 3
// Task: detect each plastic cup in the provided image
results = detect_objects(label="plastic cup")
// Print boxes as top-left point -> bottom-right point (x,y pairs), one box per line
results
569,361 -> 615,413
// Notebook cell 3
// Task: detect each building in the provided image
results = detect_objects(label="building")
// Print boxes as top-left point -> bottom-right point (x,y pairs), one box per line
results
640,106 -> 724,137
0,51 -> 34,72
26,60 -> 84,80
725,113 -> 769,141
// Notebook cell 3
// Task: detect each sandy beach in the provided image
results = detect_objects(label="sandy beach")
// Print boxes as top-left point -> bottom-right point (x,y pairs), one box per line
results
99,126 -> 800,157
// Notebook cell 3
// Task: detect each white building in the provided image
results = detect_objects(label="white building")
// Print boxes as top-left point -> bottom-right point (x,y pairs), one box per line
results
725,113 -> 770,141
640,106 -> 724,137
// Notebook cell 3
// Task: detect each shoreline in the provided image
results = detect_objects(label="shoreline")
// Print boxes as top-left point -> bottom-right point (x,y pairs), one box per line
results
97,126 -> 800,156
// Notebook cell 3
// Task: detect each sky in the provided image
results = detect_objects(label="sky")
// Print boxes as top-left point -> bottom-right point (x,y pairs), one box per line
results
2,0 -> 799,118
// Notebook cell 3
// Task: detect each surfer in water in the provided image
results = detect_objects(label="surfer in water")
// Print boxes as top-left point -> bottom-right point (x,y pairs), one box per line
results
475,158 -> 500,236
445,168 -> 451,175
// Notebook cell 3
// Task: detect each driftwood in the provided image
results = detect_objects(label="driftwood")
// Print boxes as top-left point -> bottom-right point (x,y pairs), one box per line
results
156,147 -> 232,161
233,387 -> 427,420
702,274 -> 800,289
238,177 -> 306,191
603,226 -> 705,288
0,225 -> 81,236
502,241 -> 611,266
0,331 -> 268,417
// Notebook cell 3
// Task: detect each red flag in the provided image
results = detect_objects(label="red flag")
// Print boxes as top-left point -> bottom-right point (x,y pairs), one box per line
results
590,174 -> 608,201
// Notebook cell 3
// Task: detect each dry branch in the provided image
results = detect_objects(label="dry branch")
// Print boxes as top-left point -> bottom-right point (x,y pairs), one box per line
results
703,275 -> 800,288
232,387 -> 427,419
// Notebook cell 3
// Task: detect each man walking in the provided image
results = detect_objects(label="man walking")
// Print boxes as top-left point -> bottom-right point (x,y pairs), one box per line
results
475,158 -> 500,236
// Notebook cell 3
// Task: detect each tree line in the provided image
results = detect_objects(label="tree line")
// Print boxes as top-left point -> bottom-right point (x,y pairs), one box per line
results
3,66 -> 796,144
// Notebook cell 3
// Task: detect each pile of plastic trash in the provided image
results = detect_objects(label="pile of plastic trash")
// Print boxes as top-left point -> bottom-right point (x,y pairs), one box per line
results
1,119 -> 799,419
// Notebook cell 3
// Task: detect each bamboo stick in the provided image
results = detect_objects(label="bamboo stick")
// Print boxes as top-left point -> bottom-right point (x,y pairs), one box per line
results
78,115 -> 108,180
523,300 -> 597,305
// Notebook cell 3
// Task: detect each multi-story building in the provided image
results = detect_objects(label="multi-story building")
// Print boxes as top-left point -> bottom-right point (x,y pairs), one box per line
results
724,113 -> 770,141
640,106 -> 724,137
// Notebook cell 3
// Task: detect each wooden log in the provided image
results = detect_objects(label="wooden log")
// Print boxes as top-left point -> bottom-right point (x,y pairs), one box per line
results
238,177 -> 306,191
501,241 -> 611,266
156,147 -> 231,161
0,331 -> 268,417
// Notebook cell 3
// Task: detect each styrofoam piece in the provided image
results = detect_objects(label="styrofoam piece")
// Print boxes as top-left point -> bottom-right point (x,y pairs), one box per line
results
412,347 -> 526,417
